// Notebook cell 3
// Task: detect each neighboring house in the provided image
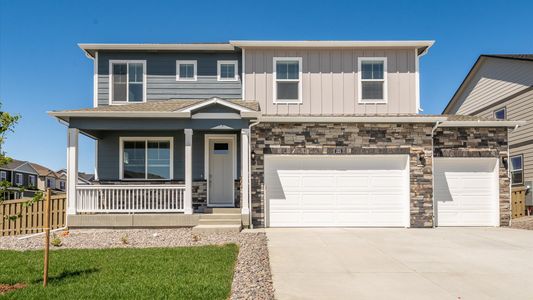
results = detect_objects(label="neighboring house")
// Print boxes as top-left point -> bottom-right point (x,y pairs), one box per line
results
443,55 -> 533,208
56,169 -> 95,185
29,163 -> 66,192
49,41 -> 523,230
0,159 -> 39,199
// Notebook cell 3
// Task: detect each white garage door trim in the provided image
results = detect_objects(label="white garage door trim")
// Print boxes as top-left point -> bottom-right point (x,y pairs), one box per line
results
434,157 -> 500,227
265,155 -> 410,228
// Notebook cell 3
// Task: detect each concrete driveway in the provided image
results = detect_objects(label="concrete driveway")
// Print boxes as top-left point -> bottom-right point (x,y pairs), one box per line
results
266,228 -> 533,300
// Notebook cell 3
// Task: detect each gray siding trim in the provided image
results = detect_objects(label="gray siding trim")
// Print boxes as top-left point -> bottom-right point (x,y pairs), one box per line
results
98,52 -> 242,106
97,130 -> 241,181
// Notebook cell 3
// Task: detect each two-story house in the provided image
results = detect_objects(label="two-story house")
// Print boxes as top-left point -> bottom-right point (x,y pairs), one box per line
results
443,55 -> 533,212
0,159 -> 39,199
49,41 -> 524,230
29,162 -> 66,192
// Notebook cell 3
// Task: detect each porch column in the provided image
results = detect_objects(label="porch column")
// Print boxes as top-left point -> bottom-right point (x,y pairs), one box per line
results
184,129 -> 193,214
241,129 -> 250,215
66,128 -> 79,215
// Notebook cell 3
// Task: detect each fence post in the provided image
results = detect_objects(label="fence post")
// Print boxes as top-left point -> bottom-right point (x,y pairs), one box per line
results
43,188 -> 51,287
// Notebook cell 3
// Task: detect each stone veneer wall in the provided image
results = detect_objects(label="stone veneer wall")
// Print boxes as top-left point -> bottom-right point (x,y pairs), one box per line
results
191,180 -> 241,212
433,127 -> 510,226
250,123 -> 434,228
250,123 -> 510,228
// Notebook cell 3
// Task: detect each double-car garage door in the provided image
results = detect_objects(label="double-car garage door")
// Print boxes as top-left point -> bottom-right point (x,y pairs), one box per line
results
265,155 -> 499,227
265,155 -> 410,227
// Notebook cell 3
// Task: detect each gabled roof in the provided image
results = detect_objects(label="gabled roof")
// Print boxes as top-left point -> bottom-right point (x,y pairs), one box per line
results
0,159 -> 39,174
443,54 -> 533,113
48,98 -> 261,121
29,162 -> 60,178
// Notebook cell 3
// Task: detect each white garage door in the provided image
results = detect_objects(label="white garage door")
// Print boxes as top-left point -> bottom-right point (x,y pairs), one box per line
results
434,158 -> 499,227
265,155 -> 410,227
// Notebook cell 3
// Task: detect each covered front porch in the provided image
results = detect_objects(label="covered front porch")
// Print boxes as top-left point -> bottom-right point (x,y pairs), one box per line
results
50,98 -> 258,228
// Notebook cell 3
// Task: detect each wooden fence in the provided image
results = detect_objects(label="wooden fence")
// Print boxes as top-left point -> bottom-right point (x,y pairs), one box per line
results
511,187 -> 527,219
0,194 -> 66,236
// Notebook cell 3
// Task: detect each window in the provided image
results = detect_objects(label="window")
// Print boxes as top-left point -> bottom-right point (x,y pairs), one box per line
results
176,60 -> 197,81
120,137 -> 173,180
217,60 -> 238,81
29,175 -> 36,188
15,173 -> 23,186
494,107 -> 506,120
358,57 -> 387,103
60,181 -> 65,190
109,60 -> 146,103
46,178 -> 55,188
213,143 -> 229,154
510,155 -> 524,185
273,57 -> 302,103
0,171 -> 6,181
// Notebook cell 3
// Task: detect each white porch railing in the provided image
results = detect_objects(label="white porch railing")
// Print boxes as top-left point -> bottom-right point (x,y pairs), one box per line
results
76,185 -> 186,213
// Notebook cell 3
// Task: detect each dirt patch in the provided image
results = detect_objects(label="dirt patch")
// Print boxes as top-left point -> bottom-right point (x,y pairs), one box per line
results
0,283 -> 26,295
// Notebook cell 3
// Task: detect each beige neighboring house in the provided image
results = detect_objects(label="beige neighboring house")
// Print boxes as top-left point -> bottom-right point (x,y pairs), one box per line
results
29,162 -> 66,192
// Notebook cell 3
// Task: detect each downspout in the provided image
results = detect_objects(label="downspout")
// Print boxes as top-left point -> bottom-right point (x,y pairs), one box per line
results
431,121 -> 441,228
248,119 -> 261,229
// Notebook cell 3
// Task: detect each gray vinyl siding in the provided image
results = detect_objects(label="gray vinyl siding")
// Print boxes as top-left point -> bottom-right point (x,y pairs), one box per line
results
244,47 -> 418,115
97,51 -> 242,106
450,58 -> 533,115
97,130 -> 241,181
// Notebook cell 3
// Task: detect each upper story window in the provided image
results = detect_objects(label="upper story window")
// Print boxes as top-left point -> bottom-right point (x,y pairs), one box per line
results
273,57 -> 302,103
46,178 -> 55,188
0,171 -> 6,181
60,181 -> 65,190
120,137 -> 173,180
358,57 -> 387,103
29,175 -> 36,188
510,155 -> 523,185
217,60 -> 238,81
15,173 -> 23,185
176,60 -> 197,81
494,107 -> 506,120
109,60 -> 146,104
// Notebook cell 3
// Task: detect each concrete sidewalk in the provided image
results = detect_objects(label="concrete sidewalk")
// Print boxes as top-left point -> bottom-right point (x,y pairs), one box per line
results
266,227 -> 533,300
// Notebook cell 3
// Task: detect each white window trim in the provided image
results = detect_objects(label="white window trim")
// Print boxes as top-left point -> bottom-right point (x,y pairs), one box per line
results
273,57 -> 303,104
358,57 -> 388,103
0,171 -> 6,181
29,175 -> 36,187
217,60 -> 239,81
176,60 -> 197,81
108,60 -> 147,105
119,137 -> 174,181
494,107 -> 507,120
510,154 -> 524,185
15,173 -> 23,185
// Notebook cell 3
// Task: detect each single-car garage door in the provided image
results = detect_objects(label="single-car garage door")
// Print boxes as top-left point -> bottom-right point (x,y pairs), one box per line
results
434,158 -> 499,227
265,155 -> 410,227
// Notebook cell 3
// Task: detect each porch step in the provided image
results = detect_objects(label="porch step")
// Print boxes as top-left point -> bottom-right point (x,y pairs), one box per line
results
198,219 -> 242,225
199,213 -> 242,220
192,224 -> 242,233
204,208 -> 241,214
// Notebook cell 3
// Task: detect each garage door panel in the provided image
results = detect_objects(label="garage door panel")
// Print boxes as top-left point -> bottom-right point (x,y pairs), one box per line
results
435,158 -> 498,227
266,155 -> 409,227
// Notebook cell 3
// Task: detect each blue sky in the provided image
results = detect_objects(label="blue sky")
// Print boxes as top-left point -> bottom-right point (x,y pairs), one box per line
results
1,0 -> 532,173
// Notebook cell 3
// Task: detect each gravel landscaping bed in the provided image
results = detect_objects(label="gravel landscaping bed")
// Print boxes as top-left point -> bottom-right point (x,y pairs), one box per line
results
0,228 -> 274,300
511,216 -> 533,230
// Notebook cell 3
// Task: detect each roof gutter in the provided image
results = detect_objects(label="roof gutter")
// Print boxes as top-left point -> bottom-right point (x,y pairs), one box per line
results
439,120 -> 527,127
259,116 -> 448,123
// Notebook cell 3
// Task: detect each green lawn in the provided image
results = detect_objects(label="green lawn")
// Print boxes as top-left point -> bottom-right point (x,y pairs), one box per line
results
0,244 -> 238,299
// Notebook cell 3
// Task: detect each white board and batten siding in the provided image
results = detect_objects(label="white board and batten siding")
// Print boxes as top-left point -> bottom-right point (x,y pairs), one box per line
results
244,48 -> 418,115
265,155 -> 410,227
434,158 -> 499,227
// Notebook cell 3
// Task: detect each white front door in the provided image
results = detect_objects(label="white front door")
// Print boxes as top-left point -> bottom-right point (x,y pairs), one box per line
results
207,136 -> 235,207
265,155 -> 410,227
434,158 -> 499,226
